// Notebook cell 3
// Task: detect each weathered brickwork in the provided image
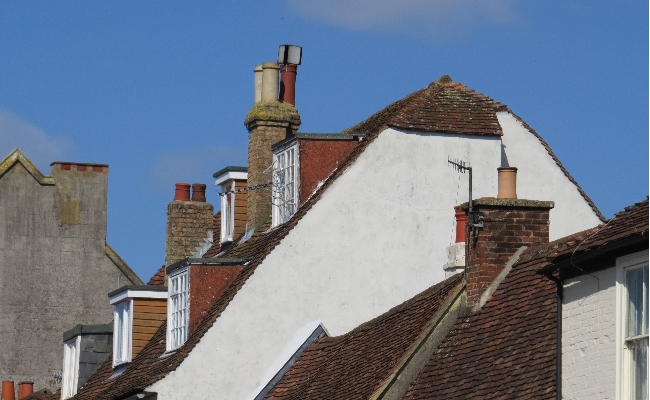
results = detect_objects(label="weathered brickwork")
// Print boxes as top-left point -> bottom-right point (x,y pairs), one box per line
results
0,151 -> 141,392
562,267 -> 616,399
165,201 -> 214,267
245,101 -> 300,230
464,199 -> 552,306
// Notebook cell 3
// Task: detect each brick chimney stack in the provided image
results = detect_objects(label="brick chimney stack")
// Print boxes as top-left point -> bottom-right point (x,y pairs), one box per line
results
244,62 -> 301,231
166,183 -> 214,267
462,198 -> 554,307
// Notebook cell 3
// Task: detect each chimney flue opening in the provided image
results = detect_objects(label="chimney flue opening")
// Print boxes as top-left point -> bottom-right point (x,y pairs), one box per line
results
497,167 -> 518,199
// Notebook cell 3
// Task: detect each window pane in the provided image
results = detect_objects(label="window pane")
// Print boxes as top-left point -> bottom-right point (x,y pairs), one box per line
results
628,337 -> 648,400
627,266 -> 649,338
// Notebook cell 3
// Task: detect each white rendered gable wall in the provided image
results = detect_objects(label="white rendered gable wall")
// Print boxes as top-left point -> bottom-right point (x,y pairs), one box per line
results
148,124 -> 602,400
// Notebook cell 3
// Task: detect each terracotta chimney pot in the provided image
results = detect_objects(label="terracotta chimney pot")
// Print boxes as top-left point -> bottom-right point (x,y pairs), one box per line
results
497,167 -> 518,199
17,382 -> 32,399
173,183 -> 191,202
279,64 -> 298,105
191,183 -> 207,202
454,206 -> 466,243
2,381 -> 15,400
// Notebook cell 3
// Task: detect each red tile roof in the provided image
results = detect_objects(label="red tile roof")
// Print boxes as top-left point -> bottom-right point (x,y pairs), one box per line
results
264,274 -> 464,400
146,266 -> 165,286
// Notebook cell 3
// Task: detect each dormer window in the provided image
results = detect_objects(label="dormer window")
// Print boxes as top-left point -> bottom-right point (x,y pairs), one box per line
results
213,166 -> 248,243
272,143 -> 298,226
168,268 -> 189,351
108,285 -> 168,368
113,300 -> 132,366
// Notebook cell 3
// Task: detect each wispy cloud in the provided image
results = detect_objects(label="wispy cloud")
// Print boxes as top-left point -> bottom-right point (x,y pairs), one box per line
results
148,145 -> 247,194
0,109 -> 76,171
283,0 -> 523,40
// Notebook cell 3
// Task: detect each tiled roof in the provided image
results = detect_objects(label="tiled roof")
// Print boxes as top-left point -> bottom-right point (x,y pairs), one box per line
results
344,75 -> 506,137
146,266 -> 166,286
69,78 -> 607,400
403,199 -> 648,400
264,274 -> 464,400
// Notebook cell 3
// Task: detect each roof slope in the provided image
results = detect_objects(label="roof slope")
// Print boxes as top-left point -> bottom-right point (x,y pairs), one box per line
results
403,198 -> 648,400
264,274 -> 464,400
70,77 -> 605,399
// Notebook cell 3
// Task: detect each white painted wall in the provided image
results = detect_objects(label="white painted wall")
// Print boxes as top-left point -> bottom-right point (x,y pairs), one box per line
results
498,112 -> 603,239
562,267 -> 616,399
148,122 -> 603,399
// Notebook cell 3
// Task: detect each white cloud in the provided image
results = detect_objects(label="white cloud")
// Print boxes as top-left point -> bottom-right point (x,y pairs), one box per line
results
148,145 -> 247,192
0,110 -> 76,171
283,0 -> 523,40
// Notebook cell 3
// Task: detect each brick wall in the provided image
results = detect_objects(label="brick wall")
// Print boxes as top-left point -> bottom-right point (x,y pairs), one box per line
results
562,267 -> 616,399
165,201 -> 214,267
298,139 -> 358,205
464,199 -> 553,306
188,264 -> 244,334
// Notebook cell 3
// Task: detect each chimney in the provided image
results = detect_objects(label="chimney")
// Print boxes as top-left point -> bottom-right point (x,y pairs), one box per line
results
244,55 -> 301,231
443,206 -> 467,278
166,183 -> 214,267
462,197 -> 554,307
278,44 -> 302,105
17,382 -> 32,399
2,381 -> 15,400
497,167 -> 518,199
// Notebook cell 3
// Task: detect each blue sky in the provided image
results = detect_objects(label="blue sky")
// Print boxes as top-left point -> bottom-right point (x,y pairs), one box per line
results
0,1 -> 647,281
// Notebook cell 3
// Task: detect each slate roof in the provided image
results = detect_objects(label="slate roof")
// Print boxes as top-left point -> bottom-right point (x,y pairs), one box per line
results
68,77 -> 605,399
402,198 -> 647,400
264,274 -> 464,400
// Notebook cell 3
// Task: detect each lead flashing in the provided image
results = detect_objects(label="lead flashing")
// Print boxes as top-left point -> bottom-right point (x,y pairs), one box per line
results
271,133 -> 363,152
166,257 -> 251,275
63,323 -> 113,342
459,198 -> 555,211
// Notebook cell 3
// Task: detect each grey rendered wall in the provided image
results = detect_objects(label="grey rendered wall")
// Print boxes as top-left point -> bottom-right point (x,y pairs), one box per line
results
0,161 -> 140,392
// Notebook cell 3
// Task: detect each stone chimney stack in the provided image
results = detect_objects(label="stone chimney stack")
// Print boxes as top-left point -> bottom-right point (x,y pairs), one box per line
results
166,183 -> 214,267
244,62 -> 301,231
462,198 -> 554,307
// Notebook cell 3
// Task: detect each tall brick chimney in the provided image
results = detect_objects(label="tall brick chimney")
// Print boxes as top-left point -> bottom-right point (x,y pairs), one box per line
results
461,198 -> 554,307
166,183 -> 214,267
244,62 -> 301,231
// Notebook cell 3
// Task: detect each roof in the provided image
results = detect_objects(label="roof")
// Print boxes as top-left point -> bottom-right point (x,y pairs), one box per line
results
146,266 -> 166,286
70,77 -> 605,399
344,75 -> 506,136
202,212 -> 222,258
403,198 -> 648,400
264,274 -> 464,400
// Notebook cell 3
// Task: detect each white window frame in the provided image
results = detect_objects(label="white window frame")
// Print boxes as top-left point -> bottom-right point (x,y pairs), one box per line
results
112,299 -> 133,367
62,335 -> 81,399
616,249 -> 649,400
272,143 -> 299,227
220,180 -> 236,243
167,267 -> 190,351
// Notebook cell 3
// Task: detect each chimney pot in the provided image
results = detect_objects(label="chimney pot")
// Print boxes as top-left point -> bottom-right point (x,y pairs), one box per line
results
173,183 -> 191,202
497,167 -> 518,199
454,206 -> 466,243
261,62 -> 280,102
254,65 -> 263,104
191,183 -> 207,202
279,64 -> 298,106
17,382 -> 32,399
2,381 -> 15,400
